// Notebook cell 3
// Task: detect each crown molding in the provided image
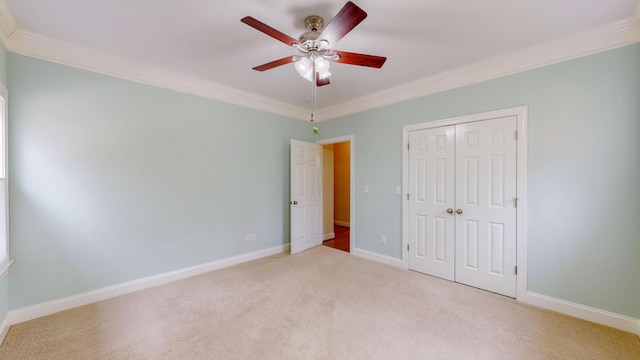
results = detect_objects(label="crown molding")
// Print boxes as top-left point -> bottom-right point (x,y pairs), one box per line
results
0,0 -> 17,39
317,16 -> 640,121
1,27 -> 310,120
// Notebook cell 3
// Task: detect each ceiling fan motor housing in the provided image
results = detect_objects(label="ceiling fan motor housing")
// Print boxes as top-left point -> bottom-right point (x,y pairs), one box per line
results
304,15 -> 324,32
298,15 -> 327,51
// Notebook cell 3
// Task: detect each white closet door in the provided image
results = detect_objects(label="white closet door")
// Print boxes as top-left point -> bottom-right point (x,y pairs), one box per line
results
408,126 -> 456,280
454,116 -> 518,297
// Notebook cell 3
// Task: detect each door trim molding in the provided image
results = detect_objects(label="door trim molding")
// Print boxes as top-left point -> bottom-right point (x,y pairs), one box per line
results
316,135 -> 355,254
402,106 -> 528,301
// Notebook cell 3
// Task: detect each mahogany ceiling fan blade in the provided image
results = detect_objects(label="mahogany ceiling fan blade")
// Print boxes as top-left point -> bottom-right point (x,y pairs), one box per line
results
252,56 -> 295,71
332,50 -> 386,68
321,1 -> 367,46
316,73 -> 330,87
241,16 -> 298,46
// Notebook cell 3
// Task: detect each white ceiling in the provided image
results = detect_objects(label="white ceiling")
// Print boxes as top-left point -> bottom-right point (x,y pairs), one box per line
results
1,1 -> 640,120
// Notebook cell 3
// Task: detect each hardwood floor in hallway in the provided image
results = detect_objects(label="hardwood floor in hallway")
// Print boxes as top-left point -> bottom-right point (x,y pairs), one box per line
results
322,225 -> 350,252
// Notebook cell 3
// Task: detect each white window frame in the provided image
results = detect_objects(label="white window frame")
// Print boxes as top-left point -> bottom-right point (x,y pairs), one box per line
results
0,84 -> 10,279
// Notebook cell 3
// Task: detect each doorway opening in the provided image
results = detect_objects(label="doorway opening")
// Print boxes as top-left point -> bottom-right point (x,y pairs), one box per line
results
317,136 -> 354,253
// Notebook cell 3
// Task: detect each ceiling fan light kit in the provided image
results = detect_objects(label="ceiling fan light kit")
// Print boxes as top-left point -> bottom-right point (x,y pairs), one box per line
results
293,56 -> 332,82
292,15 -> 336,83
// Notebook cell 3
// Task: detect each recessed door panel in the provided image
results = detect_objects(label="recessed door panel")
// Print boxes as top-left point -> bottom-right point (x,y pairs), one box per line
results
434,159 -> 446,204
464,220 -> 479,270
296,166 -> 305,197
307,165 -> 318,196
416,214 -> 426,258
466,130 -> 479,148
434,216 -> 446,262
465,157 -> 479,206
489,155 -> 505,207
416,160 -> 427,202
293,207 -> 305,241
489,222 -> 505,276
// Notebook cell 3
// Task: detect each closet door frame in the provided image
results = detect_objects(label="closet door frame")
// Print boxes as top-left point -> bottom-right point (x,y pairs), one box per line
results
402,106 -> 528,301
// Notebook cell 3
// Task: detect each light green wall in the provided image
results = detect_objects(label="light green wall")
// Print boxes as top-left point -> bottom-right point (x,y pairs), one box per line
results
7,54 -> 314,309
0,42 -> 8,325
318,44 -> 640,318
0,42 -> 6,85
3,43 -> 639,320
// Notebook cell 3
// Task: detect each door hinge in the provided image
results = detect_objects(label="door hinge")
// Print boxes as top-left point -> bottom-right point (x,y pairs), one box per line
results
515,266 -> 518,275
406,193 -> 410,201
513,197 -> 519,207
407,143 -> 410,151
515,131 -> 518,140
407,244 -> 410,252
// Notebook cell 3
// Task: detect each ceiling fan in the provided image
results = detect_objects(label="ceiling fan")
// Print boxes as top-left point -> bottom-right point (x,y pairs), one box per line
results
241,1 -> 386,87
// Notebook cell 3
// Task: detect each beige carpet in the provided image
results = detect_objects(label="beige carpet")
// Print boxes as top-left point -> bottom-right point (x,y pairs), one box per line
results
1,246 -> 639,359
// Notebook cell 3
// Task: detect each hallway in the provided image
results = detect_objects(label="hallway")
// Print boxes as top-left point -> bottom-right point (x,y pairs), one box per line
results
322,225 -> 350,252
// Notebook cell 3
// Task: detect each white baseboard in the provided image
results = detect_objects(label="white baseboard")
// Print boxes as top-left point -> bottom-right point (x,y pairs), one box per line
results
4,244 -> 289,329
352,247 -> 402,268
334,221 -> 350,227
323,232 -> 336,241
525,291 -> 640,335
0,314 -> 8,347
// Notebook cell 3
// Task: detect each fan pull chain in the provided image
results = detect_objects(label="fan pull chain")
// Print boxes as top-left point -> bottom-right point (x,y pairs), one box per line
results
310,61 -> 316,123
311,62 -> 318,134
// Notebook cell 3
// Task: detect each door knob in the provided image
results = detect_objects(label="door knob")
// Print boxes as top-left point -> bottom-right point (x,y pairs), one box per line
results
455,209 -> 463,215
446,208 -> 454,214
291,200 -> 298,205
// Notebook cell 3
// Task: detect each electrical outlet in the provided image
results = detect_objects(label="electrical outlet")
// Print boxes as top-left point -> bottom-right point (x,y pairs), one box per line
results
364,185 -> 369,193
245,234 -> 251,242
251,233 -> 256,241
380,235 -> 386,244
395,186 -> 401,195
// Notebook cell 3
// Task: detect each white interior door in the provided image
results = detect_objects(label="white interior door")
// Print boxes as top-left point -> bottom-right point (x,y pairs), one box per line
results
408,126 -> 456,280
454,116 -> 517,297
290,139 -> 323,254
407,116 -> 518,297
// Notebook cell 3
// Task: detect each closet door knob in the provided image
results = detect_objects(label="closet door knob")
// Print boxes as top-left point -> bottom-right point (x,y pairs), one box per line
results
455,209 -> 463,215
446,208 -> 454,214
